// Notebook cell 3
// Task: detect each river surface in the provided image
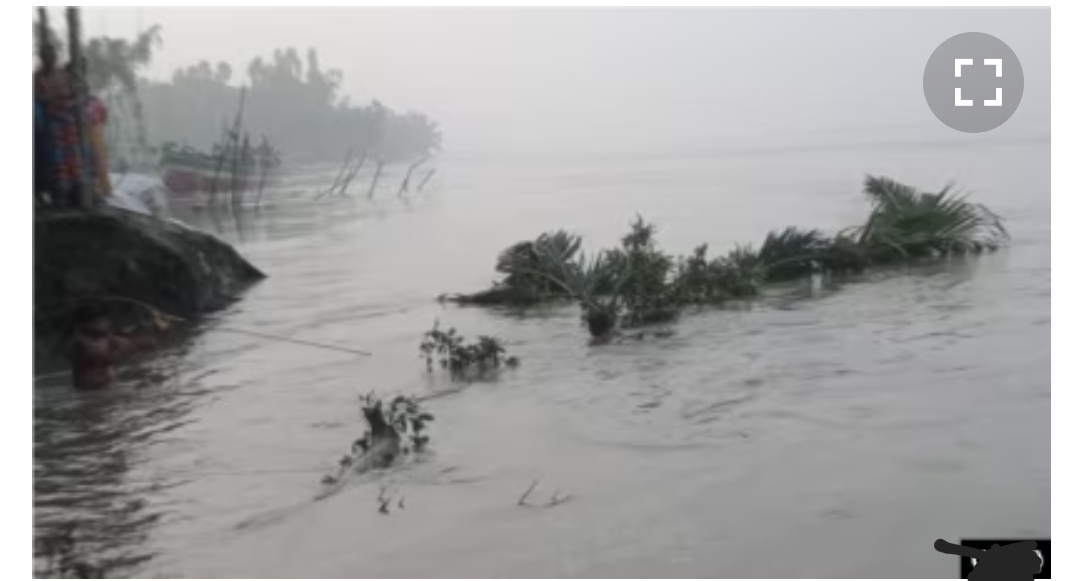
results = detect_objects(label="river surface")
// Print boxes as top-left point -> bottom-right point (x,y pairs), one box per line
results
34,131 -> 1050,577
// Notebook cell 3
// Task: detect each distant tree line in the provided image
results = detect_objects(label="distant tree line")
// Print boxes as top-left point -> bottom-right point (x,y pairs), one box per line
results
139,46 -> 442,163
35,19 -> 442,165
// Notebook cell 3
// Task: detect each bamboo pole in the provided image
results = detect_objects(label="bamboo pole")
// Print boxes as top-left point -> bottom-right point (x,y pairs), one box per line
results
210,87 -> 247,206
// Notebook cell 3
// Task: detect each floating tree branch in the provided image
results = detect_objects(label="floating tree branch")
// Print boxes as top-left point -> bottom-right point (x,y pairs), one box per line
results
419,321 -> 518,380
319,393 -> 433,498
516,480 -> 573,509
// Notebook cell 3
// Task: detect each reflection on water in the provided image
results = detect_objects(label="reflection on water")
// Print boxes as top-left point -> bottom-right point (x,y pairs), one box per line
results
34,141 -> 1049,578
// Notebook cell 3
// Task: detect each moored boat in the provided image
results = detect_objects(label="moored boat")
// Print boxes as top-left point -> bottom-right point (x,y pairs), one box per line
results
159,140 -> 281,199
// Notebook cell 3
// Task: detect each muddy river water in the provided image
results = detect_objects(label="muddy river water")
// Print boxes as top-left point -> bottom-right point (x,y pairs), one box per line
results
34,133 -> 1049,577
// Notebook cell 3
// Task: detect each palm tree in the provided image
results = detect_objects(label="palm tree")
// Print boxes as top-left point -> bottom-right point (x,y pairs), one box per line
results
528,245 -> 629,337
496,230 -> 583,295
849,175 -> 1009,261
757,226 -> 831,281
83,26 -> 162,162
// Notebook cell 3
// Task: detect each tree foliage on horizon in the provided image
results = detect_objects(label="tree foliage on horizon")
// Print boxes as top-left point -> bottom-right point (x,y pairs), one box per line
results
140,44 -> 441,163
34,19 -> 441,164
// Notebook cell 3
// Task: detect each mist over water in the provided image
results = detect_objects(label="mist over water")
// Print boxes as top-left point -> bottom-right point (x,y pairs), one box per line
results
79,8 -> 1049,153
36,8 -> 1049,578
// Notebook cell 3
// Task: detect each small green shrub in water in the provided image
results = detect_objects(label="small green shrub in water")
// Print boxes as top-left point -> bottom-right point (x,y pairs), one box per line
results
670,243 -> 764,304
419,322 -> 515,378
607,216 -> 680,327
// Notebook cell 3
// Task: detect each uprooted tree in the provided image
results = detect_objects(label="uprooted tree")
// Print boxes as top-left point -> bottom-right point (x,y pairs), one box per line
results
443,175 -> 1009,338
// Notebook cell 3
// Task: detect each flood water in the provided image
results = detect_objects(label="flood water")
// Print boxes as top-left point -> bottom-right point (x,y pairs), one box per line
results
34,130 -> 1050,578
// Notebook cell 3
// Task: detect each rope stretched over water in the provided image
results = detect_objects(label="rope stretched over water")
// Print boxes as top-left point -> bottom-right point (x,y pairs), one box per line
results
212,325 -> 372,356
34,295 -> 372,382
95,294 -> 373,356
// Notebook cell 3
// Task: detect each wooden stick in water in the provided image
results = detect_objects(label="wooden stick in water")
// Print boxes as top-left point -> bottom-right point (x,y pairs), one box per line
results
397,156 -> 430,198
367,160 -> 384,199
316,148 -> 354,200
417,168 -> 436,192
517,480 -> 539,506
337,151 -> 367,196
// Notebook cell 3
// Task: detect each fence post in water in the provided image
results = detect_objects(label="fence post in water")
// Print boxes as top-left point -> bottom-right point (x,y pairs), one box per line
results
397,156 -> 430,198
367,159 -> 385,199
417,168 -> 436,192
255,136 -> 273,207
338,151 -> 367,196
211,87 -> 247,207
316,148 -> 354,200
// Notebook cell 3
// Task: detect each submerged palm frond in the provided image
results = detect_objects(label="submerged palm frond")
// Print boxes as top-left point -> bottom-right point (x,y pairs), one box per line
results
534,230 -> 583,268
526,240 -> 631,336
758,226 -> 831,281
495,229 -> 583,296
711,244 -> 764,298
495,241 -> 534,276
855,175 -> 1009,260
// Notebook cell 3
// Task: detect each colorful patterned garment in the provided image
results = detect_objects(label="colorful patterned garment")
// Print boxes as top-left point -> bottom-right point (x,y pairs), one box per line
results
86,96 -> 111,198
33,68 -> 83,204
34,98 -> 54,199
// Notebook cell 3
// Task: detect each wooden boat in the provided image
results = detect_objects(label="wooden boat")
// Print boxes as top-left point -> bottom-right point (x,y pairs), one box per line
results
158,141 -> 281,199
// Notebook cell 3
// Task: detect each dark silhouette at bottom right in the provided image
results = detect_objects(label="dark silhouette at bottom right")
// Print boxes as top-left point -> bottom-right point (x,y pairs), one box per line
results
935,539 -> 1042,581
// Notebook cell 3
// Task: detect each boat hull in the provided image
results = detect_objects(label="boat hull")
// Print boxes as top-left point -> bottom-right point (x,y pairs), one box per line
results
159,149 -> 280,199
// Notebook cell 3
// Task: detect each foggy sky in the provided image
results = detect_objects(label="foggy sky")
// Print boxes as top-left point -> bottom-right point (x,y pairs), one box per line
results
73,8 -> 1050,154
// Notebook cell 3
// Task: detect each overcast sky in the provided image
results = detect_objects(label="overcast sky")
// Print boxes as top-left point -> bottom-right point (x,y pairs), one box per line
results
62,8 -> 1049,153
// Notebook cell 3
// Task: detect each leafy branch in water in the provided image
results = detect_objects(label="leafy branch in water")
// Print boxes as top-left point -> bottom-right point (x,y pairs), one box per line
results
321,393 -> 433,488
608,216 -> 679,327
419,322 -> 517,379
848,175 -> 1008,260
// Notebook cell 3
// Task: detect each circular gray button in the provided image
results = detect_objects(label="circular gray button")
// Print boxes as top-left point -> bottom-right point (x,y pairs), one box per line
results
923,32 -> 1024,133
